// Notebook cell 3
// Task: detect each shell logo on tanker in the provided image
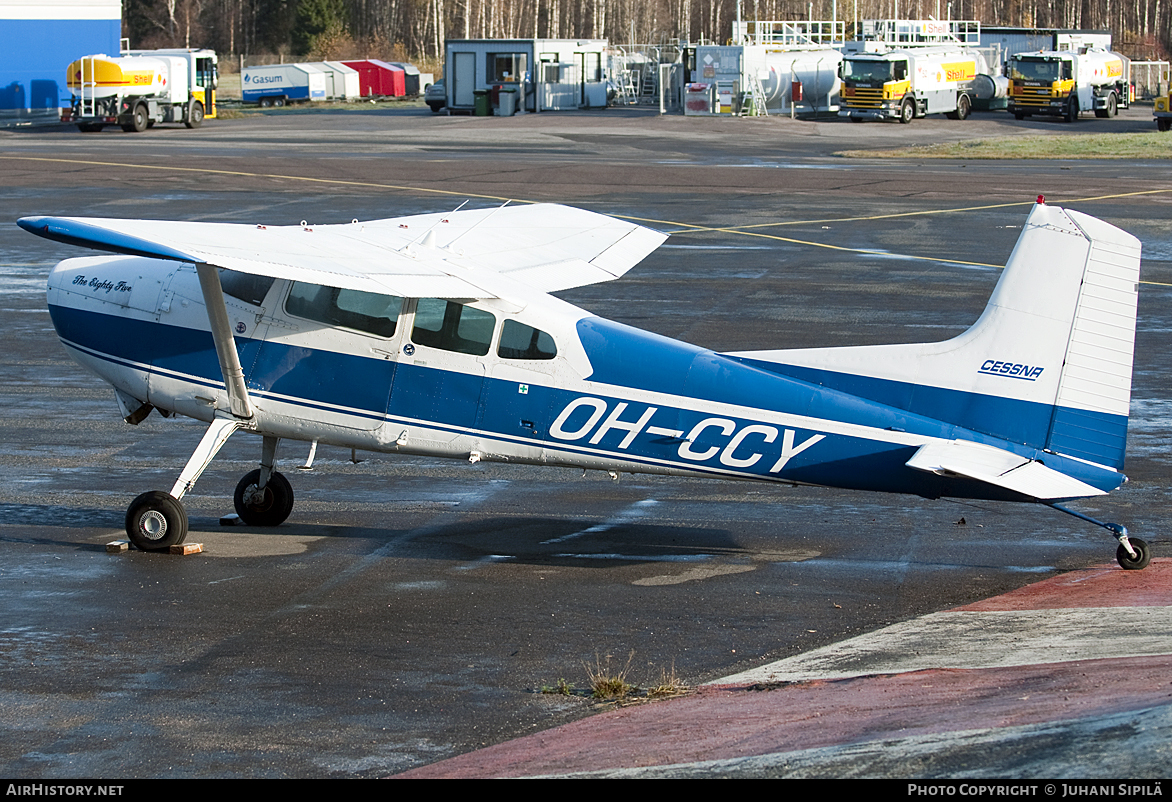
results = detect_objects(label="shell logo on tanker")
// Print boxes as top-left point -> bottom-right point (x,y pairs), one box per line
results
942,61 -> 976,81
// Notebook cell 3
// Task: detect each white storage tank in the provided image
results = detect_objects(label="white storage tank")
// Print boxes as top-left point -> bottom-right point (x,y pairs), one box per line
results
757,47 -> 843,112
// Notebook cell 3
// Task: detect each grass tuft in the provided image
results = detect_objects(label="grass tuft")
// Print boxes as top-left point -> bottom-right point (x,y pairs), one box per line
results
586,650 -> 636,700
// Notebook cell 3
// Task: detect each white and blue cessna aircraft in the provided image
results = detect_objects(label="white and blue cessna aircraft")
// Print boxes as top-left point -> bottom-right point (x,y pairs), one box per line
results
19,199 -> 1152,569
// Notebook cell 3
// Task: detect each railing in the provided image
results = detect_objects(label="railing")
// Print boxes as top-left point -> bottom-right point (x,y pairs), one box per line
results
858,19 -> 981,46
732,19 -> 846,47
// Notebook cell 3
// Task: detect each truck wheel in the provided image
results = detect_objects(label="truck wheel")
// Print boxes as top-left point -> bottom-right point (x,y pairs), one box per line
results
128,104 -> 148,133
1064,97 -> 1078,123
185,100 -> 204,129
273,97 -> 286,107
1107,92 -> 1117,117
899,97 -> 915,124
946,94 -> 971,120
259,97 -> 272,108
1159,118 -> 1172,132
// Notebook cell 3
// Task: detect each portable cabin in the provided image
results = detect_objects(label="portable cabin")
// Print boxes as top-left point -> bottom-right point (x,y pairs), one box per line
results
444,39 -> 609,113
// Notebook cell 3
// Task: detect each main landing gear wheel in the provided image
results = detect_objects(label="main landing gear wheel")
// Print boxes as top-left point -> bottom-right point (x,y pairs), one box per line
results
234,469 -> 294,526
126,491 -> 188,551
1116,538 -> 1151,571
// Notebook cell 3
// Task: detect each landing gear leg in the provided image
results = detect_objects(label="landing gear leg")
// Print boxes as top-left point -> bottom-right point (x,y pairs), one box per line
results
1049,503 -> 1151,570
125,416 -> 247,550
233,435 -> 295,526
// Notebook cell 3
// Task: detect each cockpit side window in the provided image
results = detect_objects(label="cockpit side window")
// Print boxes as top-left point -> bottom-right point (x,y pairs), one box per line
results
411,298 -> 496,356
218,268 -> 275,306
285,281 -> 402,338
498,320 -> 557,360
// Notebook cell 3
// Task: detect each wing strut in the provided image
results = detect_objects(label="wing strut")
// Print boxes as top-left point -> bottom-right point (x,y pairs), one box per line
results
195,263 -> 254,420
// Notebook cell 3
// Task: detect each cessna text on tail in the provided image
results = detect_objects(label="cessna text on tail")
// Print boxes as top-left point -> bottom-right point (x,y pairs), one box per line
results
18,200 -> 1152,569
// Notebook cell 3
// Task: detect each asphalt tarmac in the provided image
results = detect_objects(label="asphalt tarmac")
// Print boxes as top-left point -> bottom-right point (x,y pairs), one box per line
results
0,105 -> 1169,778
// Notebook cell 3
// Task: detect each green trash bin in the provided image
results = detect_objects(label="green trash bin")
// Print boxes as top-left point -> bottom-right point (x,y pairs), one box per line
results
474,89 -> 491,117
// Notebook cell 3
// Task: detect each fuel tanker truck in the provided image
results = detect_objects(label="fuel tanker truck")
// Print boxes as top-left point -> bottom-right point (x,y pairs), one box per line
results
838,44 -> 988,122
63,48 -> 218,132
1006,48 -> 1129,122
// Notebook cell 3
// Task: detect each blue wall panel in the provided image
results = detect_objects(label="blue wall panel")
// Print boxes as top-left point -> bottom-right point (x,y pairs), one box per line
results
0,18 -> 121,120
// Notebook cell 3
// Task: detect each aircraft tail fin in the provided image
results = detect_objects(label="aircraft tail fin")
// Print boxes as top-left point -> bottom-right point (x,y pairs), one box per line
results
728,203 -> 1142,469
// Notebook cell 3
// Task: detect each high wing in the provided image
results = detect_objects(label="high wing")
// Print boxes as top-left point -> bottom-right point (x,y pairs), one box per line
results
18,203 -> 667,299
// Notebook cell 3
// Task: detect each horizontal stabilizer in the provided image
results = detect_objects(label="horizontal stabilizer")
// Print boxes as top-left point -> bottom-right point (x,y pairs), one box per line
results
19,204 -> 667,300
906,440 -> 1106,500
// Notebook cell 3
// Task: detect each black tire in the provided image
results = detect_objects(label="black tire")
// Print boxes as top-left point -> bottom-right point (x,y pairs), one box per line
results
259,97 -> 273,108
1116,538 -> 1151,570
1014,111 -> 1025,120
428,102 -> 443,113
1159,118 -> 1172,132
234,469 -> 294,527
185,100 -> 204,129
273,97 -> 286,107
130,104 -> 148,132
849,115 -> 864,123
1064,96 -> 1078,123
899,97 -> 914,124
126,491 -> 188,551
955,94 -> 970,120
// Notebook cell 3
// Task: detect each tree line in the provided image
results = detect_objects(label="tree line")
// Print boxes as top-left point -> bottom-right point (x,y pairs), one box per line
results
122,0 -> 1171,70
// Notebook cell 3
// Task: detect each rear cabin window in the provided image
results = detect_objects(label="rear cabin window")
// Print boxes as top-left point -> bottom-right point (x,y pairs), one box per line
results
498,320 -> 556,360
285,282 -> 402,338
411,298 -> 496,356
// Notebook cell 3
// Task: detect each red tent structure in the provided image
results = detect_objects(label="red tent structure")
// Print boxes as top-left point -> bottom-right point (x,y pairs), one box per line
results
341,60 -> 405,97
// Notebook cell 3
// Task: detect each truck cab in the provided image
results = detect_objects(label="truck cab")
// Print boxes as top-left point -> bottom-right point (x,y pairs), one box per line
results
1007,49 -> 1128,122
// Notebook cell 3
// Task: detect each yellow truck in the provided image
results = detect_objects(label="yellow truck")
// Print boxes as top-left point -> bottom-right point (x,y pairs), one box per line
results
1007,48 -> 1129,122
839,45 -> 986,123
1155,91 -> 1171,131
64,48 -> 217,132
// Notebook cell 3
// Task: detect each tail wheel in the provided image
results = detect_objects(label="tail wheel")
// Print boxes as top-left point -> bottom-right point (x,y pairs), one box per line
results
185,100 -> 204,129
234,469 -> 294,526
126,491 -> 188,551
1116,538 -> 1151,571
